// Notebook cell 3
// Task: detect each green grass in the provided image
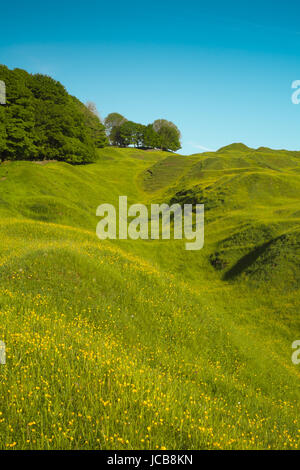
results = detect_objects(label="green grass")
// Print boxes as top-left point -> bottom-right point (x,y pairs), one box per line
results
0,145 -> 300,449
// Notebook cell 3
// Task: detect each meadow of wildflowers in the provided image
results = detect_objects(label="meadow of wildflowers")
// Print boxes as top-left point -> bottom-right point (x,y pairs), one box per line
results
0,147 -> 299,449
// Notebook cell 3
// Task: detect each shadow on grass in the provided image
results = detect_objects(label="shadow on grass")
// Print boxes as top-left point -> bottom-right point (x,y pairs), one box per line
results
223,239 -> 274,281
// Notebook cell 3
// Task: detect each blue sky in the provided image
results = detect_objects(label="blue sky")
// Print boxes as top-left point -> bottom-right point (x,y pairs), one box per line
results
1,0 -> 300,154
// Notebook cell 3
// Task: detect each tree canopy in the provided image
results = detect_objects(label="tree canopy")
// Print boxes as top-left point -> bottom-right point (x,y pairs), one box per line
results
153,119 -> 181,152
0,65 -> 108,163
104,113 -> 181,152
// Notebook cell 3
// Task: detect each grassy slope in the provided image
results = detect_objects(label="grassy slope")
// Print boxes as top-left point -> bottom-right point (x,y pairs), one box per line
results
0,145 -> 300,450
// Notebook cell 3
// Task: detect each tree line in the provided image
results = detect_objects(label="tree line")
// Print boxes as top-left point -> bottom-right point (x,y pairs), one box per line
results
0,65 -> 182,164
104,113 -> 181,152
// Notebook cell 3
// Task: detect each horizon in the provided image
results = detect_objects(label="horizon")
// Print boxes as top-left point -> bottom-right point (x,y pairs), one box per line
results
1,1 -> 300,154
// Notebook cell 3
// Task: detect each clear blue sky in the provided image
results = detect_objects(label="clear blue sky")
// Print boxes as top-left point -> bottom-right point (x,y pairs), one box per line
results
1,0 -> 300,154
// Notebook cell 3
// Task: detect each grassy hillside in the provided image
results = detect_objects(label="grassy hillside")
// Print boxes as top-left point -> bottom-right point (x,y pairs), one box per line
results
0,145 -> 300,450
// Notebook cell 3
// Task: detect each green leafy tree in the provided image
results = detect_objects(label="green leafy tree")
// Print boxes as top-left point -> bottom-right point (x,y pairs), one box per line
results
104,113 -> 127,145
133,123 -> 146,147
118,121 -> 135,147
153,119 -> 181,152
117,121 -> 146,148
0,65 -> 107,163
142,124 -> 160,149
